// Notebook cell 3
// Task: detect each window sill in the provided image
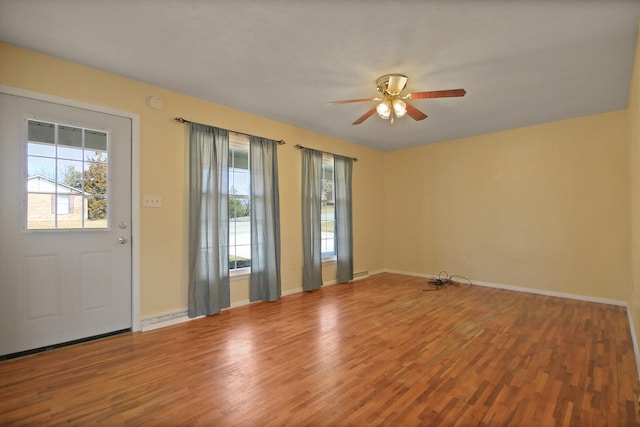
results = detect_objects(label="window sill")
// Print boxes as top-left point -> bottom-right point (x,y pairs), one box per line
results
230,268 -> 250,281
322,256 -> 337,265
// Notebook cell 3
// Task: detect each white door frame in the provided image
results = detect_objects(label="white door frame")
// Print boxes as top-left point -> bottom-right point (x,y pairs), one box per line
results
0,84 -> 142,332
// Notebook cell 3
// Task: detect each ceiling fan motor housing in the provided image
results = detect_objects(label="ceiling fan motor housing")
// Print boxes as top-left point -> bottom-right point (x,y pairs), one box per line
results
376,74 -> 409,96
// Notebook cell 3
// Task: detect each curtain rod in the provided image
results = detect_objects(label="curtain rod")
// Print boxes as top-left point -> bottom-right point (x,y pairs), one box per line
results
294,144 -> 358,162
175,117 -> 286,145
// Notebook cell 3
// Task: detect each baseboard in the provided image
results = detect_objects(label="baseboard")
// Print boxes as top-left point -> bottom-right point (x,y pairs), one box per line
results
141,310 -> 197,332
471,279 -> 627,306
385,269 -> 639,379
627,307 -> 640,380
384,269 -> 627,306
140,269 -> 640,380
365,269 -> 385,277
383,269 -> 436,280
230,299 -> 250,308
142,270 -> 373,332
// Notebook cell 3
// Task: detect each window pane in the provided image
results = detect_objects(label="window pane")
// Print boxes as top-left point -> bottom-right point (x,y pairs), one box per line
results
57,194 -> 70,215
230,169 -> 250,196
85,130 -> 107,152
85,149 -> 108,162
28,156 -> 55,180
28,121 -> 54,144
58,145 -> 84,161
230,197 -> 250,219
84,161 -> 108,228
58,125 -> 82,148
56,192 -> 79,229
229,197 -> 250,269
230,144 -> 249,169
28,142 -> 55,157
84,161 -> 107,195
86,195 -> 107,227
27,191 -> 55,230
57,160 -> 83,189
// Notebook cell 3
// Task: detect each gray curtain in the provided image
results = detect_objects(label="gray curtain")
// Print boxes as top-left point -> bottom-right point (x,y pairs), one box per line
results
249,136 -> 281,302
334,155 -> 353,283
188,123 -> 230,317
301,148 -> 323,291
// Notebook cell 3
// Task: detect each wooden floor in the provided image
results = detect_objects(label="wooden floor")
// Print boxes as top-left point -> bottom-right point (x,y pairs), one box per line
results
1,273 -> 639,426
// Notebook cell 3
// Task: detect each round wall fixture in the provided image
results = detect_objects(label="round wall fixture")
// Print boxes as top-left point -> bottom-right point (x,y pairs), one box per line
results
146,96 -> 165,110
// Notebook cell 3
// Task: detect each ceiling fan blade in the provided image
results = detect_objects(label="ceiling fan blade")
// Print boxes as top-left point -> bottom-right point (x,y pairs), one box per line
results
407,89 -> 467,100
405,102 -> 428,121
352,107 -> 377,125
327,97 -> 377,105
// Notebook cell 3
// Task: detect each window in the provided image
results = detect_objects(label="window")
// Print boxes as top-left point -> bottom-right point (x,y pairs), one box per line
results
301,148 -> 353,290
321,153 -> 335,258
229,133 -> 251,270
56,195 -> 71,214
26,120 -> 109,230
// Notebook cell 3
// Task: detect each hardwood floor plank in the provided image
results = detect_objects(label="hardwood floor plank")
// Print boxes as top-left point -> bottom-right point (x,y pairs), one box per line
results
0,273 -> 639,426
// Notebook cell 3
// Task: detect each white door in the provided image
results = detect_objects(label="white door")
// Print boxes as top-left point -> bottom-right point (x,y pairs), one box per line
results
0,93 -> 132,356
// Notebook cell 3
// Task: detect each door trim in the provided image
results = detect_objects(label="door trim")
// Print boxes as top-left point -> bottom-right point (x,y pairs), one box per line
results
0,84 -> 141,332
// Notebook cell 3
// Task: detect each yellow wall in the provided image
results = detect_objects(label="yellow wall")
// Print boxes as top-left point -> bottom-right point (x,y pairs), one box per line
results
629,24 -> 640,357
0,40 -> 636,324
0,43 -> 386,318
383,111 -> 631,301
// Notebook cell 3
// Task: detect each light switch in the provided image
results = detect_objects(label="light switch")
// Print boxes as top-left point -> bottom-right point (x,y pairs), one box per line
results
142,194 -> 162,208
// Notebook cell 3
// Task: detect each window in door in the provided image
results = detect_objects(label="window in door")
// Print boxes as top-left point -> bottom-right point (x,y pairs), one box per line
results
26,119 -> 109,230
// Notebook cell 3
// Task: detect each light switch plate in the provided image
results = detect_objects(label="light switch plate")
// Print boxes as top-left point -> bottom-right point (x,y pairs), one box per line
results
142,194 -> 162,208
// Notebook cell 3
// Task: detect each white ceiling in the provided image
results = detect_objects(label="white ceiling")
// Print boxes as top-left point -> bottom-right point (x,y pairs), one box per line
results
1,0 -> 639,152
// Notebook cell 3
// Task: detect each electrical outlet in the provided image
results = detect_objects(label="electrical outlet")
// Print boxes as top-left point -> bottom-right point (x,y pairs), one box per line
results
142,194 -> 162,208
461,256 -> 466,263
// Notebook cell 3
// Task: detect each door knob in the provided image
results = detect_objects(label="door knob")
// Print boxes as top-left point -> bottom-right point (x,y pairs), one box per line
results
118,236 -> 128,245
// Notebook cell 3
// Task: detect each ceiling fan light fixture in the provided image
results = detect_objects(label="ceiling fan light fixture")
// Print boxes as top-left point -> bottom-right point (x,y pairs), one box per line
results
376,100 -> 391,119
328,73 -> 465,125
392,98 -> 407,118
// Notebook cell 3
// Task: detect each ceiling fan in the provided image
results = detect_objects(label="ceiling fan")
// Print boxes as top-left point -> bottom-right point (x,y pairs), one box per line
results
327,73 -> 466,125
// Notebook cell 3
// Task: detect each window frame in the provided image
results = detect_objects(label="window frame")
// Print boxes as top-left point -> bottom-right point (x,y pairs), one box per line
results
24,118 -> 110,232
321,153 -> 336,260
228,133 -> 251,273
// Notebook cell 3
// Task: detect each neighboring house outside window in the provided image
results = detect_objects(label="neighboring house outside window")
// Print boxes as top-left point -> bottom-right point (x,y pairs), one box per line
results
56,194 -> 72,215
26,175 -> 85,229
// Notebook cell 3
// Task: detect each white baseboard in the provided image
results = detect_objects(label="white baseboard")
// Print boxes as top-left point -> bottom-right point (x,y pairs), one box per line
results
471,279 -> 627,306
385,269 -> 639,379
366,269 -> 385,277
384,269 -> 627,306
627,308 -> 640,380
383,269 -> 436,280
142,270 -> 374,332
141,310 -> 197,332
